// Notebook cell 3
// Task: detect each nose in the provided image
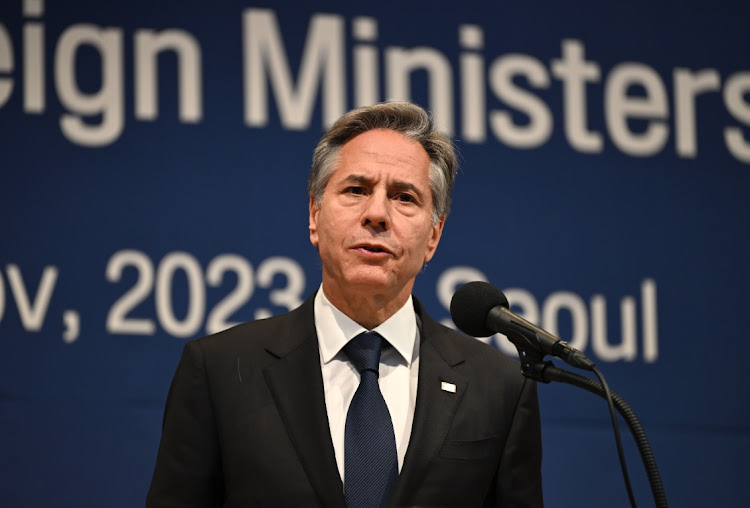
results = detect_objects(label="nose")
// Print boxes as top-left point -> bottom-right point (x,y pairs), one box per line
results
362,190 -> 390,230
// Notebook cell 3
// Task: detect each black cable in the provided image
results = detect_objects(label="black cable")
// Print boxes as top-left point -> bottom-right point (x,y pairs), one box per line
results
540,364 -> 669,508
592,366 -> 637,508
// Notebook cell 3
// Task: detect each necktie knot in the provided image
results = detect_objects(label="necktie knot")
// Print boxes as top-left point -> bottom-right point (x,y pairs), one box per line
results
343,331 -> 384,375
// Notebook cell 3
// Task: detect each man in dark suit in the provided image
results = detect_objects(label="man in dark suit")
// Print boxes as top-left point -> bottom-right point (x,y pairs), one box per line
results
146,102 -> 543,507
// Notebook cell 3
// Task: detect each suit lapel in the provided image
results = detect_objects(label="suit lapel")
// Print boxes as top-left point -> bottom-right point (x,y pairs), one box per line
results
390,301 -> 468,503
262,296 -> 346,508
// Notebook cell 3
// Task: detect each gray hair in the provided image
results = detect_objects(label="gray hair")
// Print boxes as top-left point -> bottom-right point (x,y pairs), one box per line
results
308,101 -> 458,224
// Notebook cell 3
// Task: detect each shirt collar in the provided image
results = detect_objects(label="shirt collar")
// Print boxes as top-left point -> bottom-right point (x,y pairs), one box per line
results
314,285 -> 417,366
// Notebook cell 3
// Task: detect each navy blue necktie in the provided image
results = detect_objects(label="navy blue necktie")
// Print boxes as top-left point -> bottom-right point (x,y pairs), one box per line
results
343,331 -> 398,508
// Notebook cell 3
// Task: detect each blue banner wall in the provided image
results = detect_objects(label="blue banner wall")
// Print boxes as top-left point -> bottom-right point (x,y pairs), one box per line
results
1,0 -> 749,506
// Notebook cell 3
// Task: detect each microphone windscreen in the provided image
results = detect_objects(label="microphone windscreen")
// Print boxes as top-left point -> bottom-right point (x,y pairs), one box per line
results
450,281 -> 509,337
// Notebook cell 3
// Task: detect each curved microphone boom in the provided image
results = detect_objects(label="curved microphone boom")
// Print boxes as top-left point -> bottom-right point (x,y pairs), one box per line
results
450,281 -> 595,371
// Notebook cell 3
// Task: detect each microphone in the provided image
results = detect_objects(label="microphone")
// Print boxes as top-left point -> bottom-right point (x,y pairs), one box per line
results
450,281 -> 595,371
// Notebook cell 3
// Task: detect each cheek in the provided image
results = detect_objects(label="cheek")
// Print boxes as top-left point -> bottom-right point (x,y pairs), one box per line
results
325,211 -> 352,234
415,226 -> 439,261
317,212 -> 349,247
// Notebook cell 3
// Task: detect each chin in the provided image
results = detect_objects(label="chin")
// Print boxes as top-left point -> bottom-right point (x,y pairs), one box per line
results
339,269 -> 396,291
345,274 -> 392,290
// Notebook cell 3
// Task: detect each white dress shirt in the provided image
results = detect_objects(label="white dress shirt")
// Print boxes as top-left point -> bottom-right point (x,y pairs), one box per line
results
314,287 -> 420,482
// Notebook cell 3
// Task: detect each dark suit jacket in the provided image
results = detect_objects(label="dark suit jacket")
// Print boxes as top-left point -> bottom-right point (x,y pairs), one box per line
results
146,294 -> 543,507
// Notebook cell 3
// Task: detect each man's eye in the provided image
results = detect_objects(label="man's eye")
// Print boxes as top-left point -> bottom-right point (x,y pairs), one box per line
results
396,193 -> 415,203
347,186 -> 364,195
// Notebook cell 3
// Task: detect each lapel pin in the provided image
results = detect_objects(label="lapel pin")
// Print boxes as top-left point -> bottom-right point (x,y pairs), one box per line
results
440,381 -> 456,393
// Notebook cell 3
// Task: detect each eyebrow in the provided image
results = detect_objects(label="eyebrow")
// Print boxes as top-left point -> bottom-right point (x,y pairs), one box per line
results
343,174 -> 373,186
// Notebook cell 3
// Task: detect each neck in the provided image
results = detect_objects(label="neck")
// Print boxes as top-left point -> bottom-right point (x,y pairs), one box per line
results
321,283 -> 412,330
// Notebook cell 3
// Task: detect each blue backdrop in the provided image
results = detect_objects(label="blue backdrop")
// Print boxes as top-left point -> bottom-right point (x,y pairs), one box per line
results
1,0 -> 749,506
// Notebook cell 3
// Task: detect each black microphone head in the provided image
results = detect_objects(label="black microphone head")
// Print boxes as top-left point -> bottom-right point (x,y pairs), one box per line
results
450,281 -> 509,337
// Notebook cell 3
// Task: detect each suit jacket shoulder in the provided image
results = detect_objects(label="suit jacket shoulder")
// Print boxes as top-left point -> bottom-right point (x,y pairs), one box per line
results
415,296 -> 530,391
194,292 -> 317,364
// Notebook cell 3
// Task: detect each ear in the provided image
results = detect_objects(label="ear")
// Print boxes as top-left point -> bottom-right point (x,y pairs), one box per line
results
309,195 -> 320,247
423,215 -> 446,263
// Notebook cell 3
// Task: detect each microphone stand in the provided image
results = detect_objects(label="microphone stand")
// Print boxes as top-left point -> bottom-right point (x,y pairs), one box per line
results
517,348 -> 668,508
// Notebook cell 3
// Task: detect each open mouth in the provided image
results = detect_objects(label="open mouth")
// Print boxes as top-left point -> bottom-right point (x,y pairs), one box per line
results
362,246 -> 386,253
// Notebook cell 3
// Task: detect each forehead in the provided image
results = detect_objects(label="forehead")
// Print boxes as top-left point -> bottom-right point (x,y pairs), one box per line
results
333,129 -> 431,181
